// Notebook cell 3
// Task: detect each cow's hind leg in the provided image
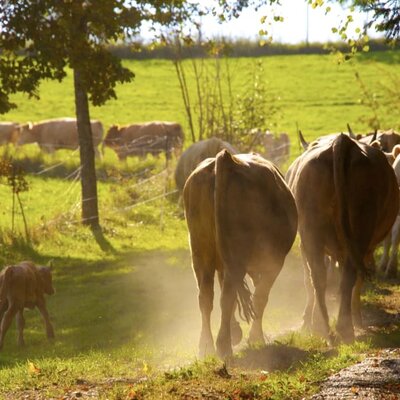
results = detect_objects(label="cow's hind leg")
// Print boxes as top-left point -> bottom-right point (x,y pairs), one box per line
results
217,270 -> 242,347
0,301 -> 7,325
0,303 -> 19,350
386,217 -> 400,278
351,273 -> 363,329
300,243 -> 314,332
303,242 -> 331,341
193,254 -> 216,358
336,259 -> 357,343
16,310 -> 25,347
378,233 -> 391,274
216,272 -> 239,360
248,264 -> 282,345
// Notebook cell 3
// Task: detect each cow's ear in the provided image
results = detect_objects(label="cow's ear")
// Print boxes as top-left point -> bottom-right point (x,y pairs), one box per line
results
392,145 -> 400,159
370,140 -> 381,149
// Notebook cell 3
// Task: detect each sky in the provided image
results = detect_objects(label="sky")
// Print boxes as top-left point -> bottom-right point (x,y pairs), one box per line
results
143,1 -> 381,45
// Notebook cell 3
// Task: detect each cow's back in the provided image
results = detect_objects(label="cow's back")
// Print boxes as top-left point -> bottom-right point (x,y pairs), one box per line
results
34,118 -> 102,150
288,135 -> 399,260
0,263 -> 38,307
176,138 -> 237,192
215,152 -> 297,269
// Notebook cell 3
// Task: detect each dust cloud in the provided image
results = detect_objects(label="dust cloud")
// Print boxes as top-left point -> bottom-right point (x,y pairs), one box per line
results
126,246 -> 311,366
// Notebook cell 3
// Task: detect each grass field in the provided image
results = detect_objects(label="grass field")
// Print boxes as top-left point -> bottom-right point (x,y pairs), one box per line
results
4,51 -> 400,150
0,51 -> 399,399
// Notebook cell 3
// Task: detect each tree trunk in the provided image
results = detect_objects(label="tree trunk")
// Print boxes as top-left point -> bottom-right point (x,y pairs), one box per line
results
73,68 -> 100,228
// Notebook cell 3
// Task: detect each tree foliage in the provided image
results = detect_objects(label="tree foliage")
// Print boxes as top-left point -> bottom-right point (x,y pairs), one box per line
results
335,0 -> 400,43
0,1 -> 194,114
0,0 -> 195,230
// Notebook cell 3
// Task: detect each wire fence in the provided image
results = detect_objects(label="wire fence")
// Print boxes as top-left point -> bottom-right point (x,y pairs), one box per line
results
4,136 -> 308,237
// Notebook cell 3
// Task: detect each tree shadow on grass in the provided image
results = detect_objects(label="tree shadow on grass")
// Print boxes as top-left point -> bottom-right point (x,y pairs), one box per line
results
90,225 -> 117,254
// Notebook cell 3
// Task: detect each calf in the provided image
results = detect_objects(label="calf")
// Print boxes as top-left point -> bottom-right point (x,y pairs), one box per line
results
0,261 -> 55,349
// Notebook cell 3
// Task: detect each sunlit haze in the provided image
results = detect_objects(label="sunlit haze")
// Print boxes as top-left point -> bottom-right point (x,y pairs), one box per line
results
140,1 -> 382,44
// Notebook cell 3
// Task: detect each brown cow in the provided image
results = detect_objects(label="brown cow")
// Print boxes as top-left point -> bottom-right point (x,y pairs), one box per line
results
0,122 -> 20,145
379,146 -> 400,278
103,121 -> 184,160
286,134 -> 399,343
184,150 -> 298,359
17,118 -> 104,157
0,261 -> 55,349
174,137 -> 237,192
358,129 -> 400,152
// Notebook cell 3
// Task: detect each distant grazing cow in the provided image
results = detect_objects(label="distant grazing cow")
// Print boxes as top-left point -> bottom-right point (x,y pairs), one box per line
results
0,122 -> 20,145
0,261 -> 55,349
263,132 -> 290,166
103,121 -> 184,160
286,134 -> 399,343
17,118 -> 104,157
174,137 -> 237,192
379,146 -> 400,278
184,150 -> 297,359
358,129 -> 400,152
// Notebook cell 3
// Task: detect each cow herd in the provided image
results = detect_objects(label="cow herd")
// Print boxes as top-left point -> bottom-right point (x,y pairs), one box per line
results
0,122 -> 400,362
184,128 -> 400,359
0,118 -> 185,160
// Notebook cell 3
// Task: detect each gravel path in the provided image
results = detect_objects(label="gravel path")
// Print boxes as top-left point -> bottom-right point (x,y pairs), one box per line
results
312,348 -> 400,399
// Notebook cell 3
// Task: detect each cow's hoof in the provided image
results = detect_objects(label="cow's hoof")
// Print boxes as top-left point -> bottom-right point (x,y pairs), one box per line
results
385,267 -> 397,279
352,314 -> 363,329
216,346 -> 233,361
216,337 -> 233,361
231,321 -> 242,346
199,336 -> 215,359
336,324 -> 355,344
378,261 -> 387,275
248,327 -> 266,346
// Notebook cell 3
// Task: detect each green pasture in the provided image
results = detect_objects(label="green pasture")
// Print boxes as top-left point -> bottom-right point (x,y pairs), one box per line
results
0,51 -> 399,399
4,50 -> 400,155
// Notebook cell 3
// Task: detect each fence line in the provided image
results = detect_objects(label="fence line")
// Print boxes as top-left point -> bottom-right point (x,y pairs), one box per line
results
33,148 -> 80,176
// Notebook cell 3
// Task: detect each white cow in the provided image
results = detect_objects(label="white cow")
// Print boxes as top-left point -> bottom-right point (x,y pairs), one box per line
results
17,118 -> 103,157
0,122 -> 20,145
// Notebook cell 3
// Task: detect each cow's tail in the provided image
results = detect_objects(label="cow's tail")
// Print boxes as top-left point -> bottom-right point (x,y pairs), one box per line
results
236,278 -> 255,323
215,150 -> 255,323
333,134 -> 366,276
0,266 -> 12,305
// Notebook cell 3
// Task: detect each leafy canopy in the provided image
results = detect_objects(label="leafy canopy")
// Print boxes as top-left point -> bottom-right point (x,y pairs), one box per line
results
0,0 -> 193,113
